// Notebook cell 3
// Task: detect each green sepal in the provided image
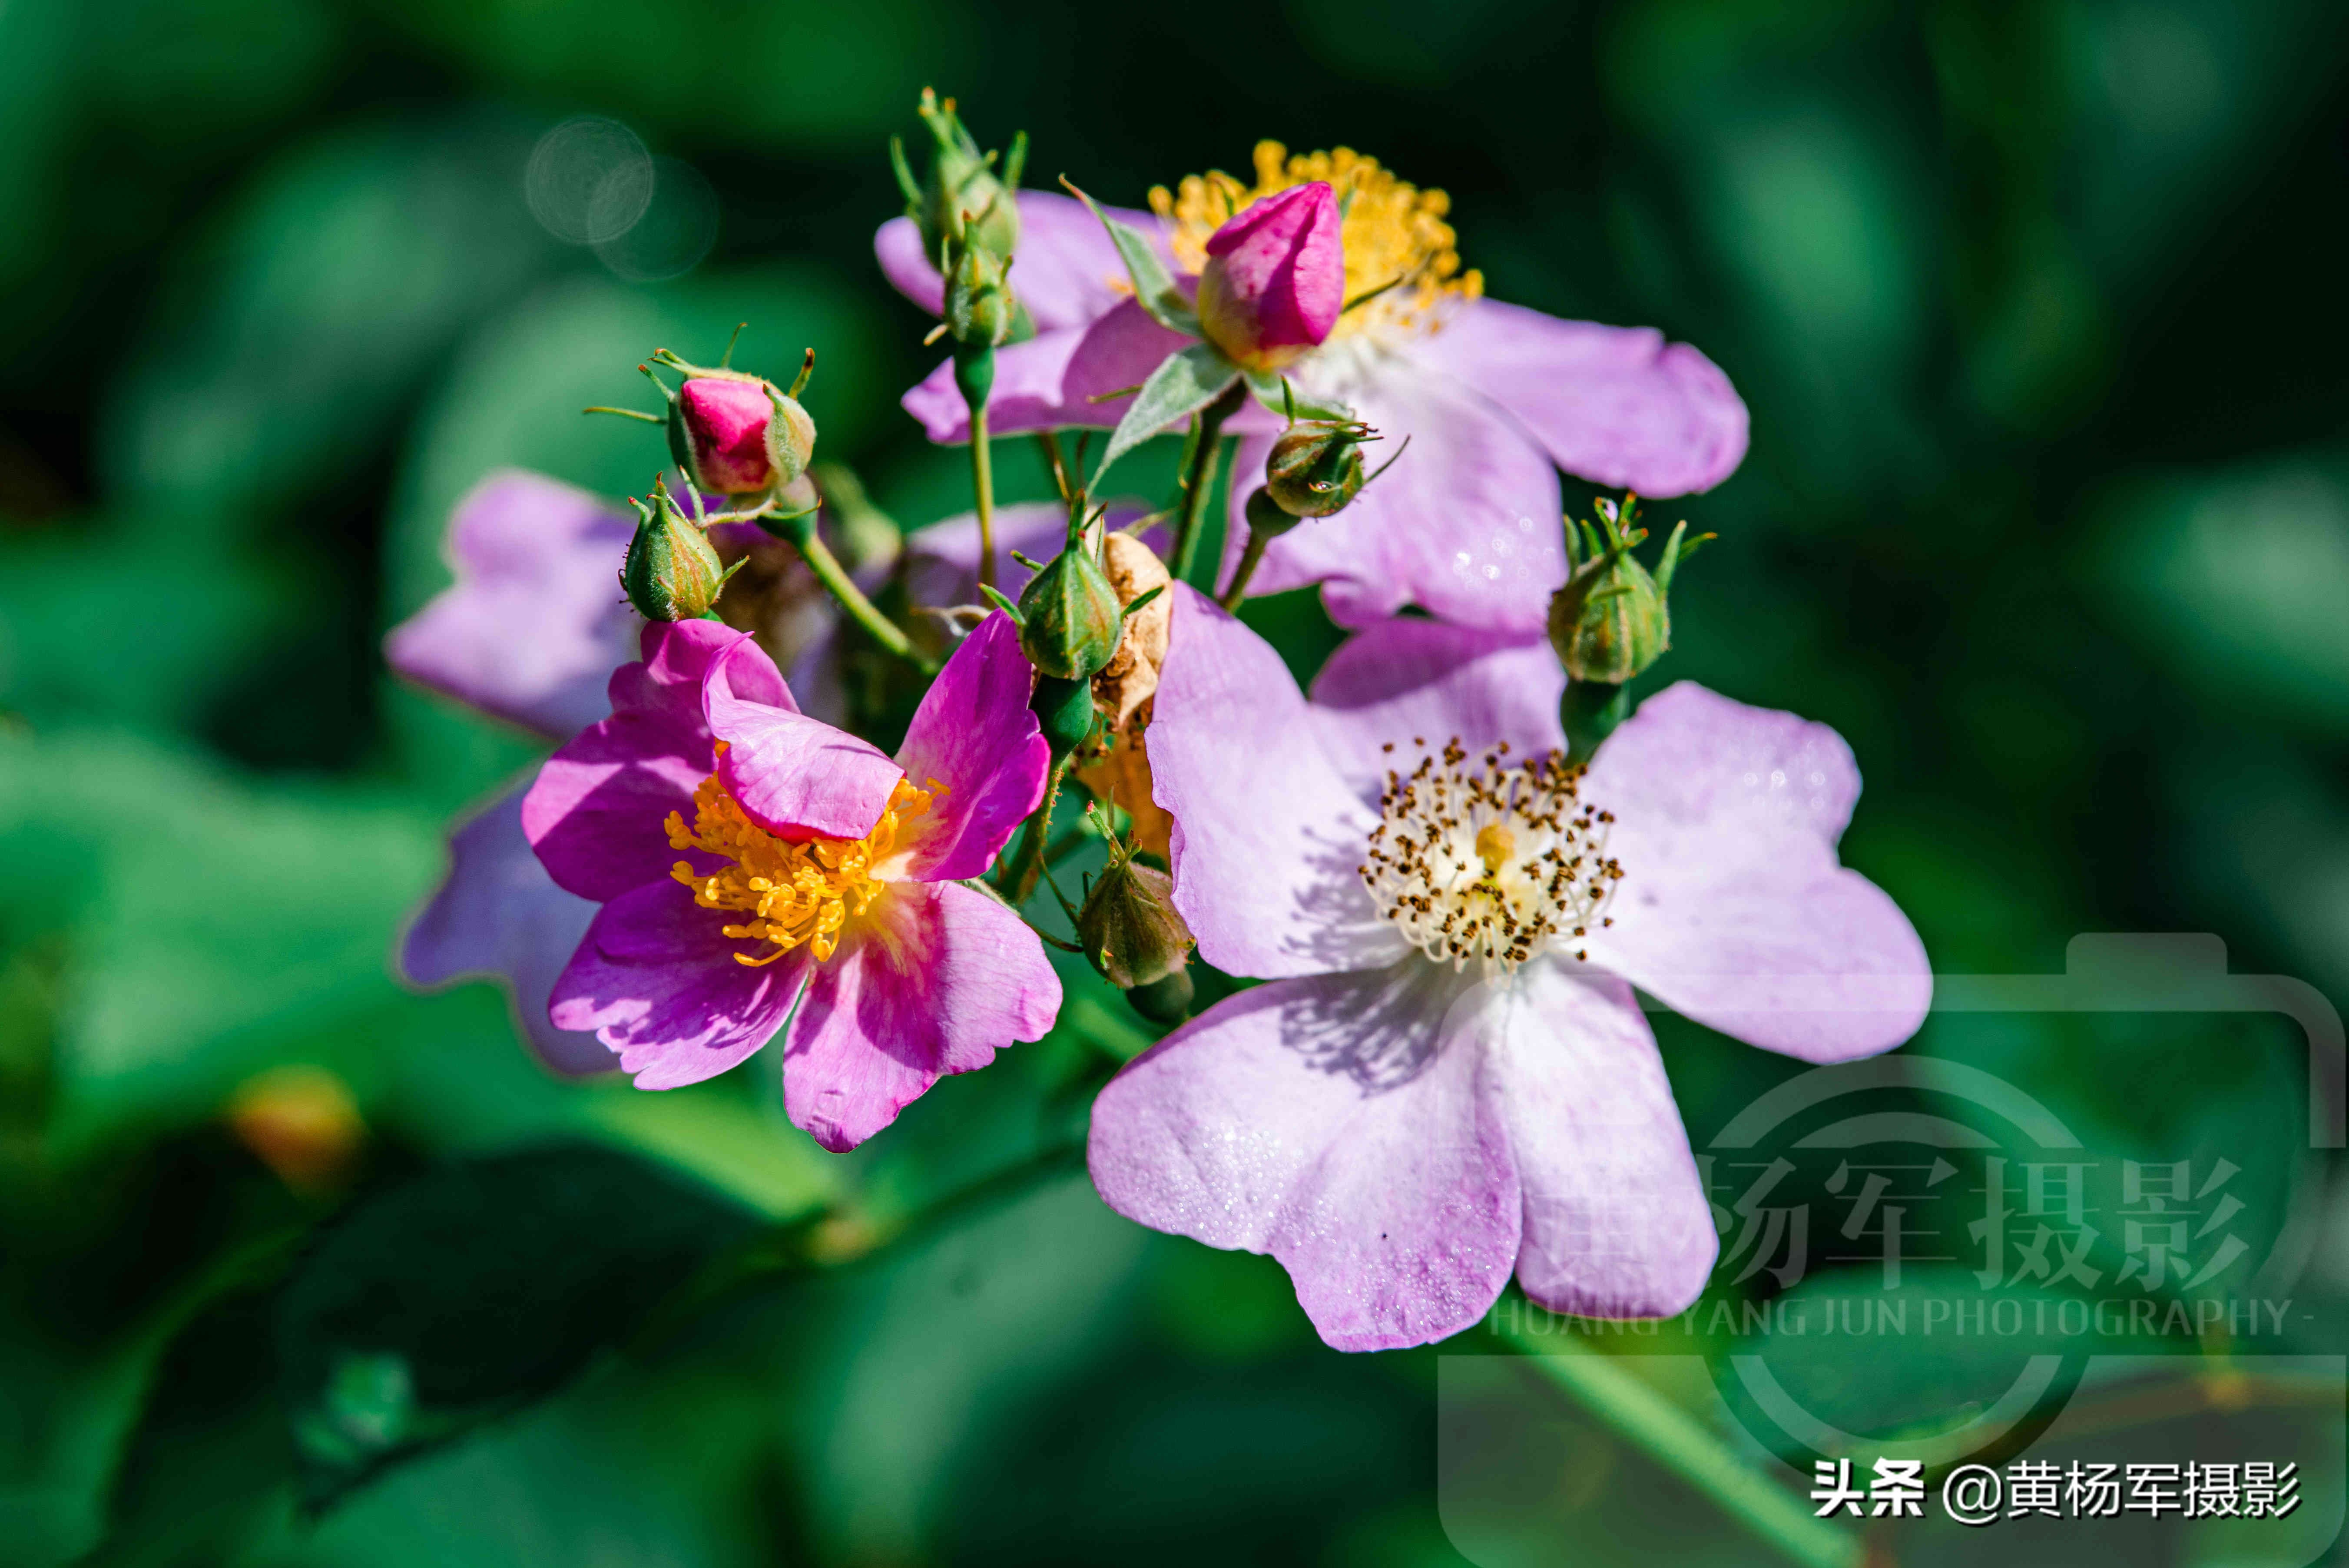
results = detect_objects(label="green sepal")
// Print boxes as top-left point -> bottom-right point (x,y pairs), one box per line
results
1063,178 -> 1200,336
978,583 -> 1025,623
1096,343 -> 1239,484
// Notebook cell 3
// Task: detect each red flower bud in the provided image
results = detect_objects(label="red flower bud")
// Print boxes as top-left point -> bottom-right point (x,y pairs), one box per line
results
1194,182 -> 1344,371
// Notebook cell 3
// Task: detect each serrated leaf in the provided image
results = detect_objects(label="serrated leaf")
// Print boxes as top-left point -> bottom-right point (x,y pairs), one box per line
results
1064,181 -> 1198,335
1095,345 -> 1239,484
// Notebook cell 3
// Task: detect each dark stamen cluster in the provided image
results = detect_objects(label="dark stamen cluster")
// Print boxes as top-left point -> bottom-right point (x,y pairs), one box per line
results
1358,736 -> 1624,971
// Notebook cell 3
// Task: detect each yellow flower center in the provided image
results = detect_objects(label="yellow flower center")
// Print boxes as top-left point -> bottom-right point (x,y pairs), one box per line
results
1359,737 -> 1622,973
666,761 -> 934,966
1150,141 -> 1484,341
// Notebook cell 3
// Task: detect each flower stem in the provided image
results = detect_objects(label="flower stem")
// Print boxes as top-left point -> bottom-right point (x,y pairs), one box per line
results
1218,527 -> 1270,610
1000,753 -> 1071,905
956,345 -> 998,590
1169,379 -> 1247,586
1485,1308 -> 1861,1568
1561,680 -> 1631,764
759,510 -> 936,675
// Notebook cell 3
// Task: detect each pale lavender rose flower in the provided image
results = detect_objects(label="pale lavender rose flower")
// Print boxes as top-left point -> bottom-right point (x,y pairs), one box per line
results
881,151 -> 1748,634
1086,588 -> 1931,1350
522,613 -> 1060,1149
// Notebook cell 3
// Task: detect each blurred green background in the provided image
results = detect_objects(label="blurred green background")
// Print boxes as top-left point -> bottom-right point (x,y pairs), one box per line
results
4,0 -> 2349,1563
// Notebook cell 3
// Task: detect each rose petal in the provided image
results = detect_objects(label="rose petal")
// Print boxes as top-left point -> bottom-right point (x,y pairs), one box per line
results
782,880 -> 1060,1151
1585,682 -> 1932,1062
1412,298 -> 1749,497
1151,587 -> 1406,978
704,635 -> 904,843
399,782 -> 618,1076
549,879 -> 810,1089
384,469 -> 637,739
875,190 -> 1164,334
1228,364 -> 1564,633
1087,957 -> 1520,1352
524,619 -> 775,902
891,611 -> 1049,881
1307,617 -> 1566,796
1492,961 -> 1717,1317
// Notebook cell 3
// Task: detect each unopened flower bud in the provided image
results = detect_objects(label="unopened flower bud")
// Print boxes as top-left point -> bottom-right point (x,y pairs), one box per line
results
1195,182 -> 1344,371
667,373 -> 816,499
1266,419 -> 1372,517
944,235 -> 1018,348
1092,531 -> 1170,732
1544,497 -> 1709,686
901,88 -> 1021,264
621,481 -> 739,621
1017,537 -> 1124,681
1077,848 -> 1195,991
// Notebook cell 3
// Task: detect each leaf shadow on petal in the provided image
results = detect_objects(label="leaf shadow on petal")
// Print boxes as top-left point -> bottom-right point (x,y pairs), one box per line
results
1262,956 -> 1470,1094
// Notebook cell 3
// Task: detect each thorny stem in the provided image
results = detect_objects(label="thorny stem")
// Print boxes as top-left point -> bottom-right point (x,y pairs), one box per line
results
1218,527 -> 1270,610
999,753 -> 1072,906
1169,379 -> 1247,585
1485,1306 -> 1862,1568
759,510 -> 937,676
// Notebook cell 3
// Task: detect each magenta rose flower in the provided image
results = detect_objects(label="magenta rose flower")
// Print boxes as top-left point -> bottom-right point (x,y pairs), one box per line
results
387,469 -> 1044,1079
1085,589 -> 1931,1350
1193,182 -> 1344,370
521,610 -> 1060,1148
882,143 -> 1748,633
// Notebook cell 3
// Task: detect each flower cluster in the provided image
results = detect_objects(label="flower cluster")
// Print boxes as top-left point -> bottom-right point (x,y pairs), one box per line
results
389,96 -> 1929,1353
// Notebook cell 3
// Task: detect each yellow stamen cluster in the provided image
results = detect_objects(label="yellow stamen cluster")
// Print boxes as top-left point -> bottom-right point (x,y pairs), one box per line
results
1150,140 -> 1484,340
667,767 -> 932,966
1359,737 -> 1622,973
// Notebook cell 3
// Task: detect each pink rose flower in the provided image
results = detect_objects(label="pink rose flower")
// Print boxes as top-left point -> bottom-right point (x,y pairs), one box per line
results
520,611 -> 1060,1148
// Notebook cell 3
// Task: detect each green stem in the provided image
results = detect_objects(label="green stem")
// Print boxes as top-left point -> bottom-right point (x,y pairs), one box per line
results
1561,680 -> 1631,765
1486,1309 -> 1861,1568
999,754 -> 1071,905
762,513 -> 935,675
957,346 -> 998,590
971,402 -> 997,590
1170,379 -> 1246,585
1219,527 -> 1270,610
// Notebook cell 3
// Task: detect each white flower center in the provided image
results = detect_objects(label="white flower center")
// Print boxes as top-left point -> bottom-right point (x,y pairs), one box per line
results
1357,737 -> 1621,973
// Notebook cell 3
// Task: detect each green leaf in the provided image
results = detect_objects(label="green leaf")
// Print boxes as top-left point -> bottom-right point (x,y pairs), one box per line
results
269,1143 -> 760,1512
1239,367 -> 1353,423
1094,345 -> 1239,485
1063,180 -> 1199,335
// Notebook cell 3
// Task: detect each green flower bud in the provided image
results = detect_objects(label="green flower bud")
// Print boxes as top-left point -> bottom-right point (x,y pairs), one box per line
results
1265,418 -> 1373,517
620,481 -> 740,622
1544,496 -> 1710,686
1017,537 -> 1125,681
943,235 -> 1018,349
896,88 -> 1022,265
1076,845 -> 1195,992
